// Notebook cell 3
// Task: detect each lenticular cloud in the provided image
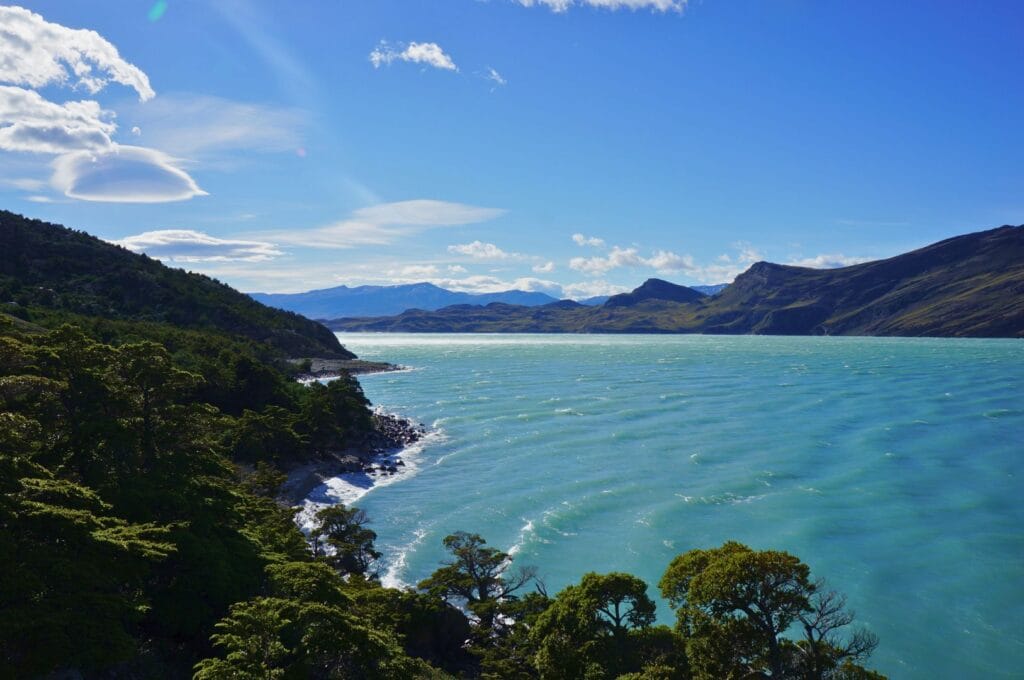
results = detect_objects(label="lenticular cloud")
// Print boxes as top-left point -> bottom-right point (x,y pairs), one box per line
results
52,146 -> 207,204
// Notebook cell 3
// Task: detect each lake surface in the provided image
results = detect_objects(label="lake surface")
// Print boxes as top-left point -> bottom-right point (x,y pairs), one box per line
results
312,333 -> 1023,678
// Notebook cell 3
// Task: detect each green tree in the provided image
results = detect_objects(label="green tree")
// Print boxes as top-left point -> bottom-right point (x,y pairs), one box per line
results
195,567 -> 439,679
193,598 -> 292,679
355,579 -> 476,676
418,532 -> 537,633
530,572 -> 664,679
793,587 -> 881,679
479,591 -> 551,680
312,504 -> 382,576
659,542 -> 883,680
230,406 -> 307,464
297,377 -> 373,455
0,433 -> 173,675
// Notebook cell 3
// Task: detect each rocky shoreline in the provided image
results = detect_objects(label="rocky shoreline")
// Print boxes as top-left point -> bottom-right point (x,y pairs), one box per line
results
291,357 -> 403,381
277,411 -> 426,506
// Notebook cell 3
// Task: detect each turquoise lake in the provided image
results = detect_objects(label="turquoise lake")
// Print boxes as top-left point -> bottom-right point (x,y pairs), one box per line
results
312,333 -> 1023,678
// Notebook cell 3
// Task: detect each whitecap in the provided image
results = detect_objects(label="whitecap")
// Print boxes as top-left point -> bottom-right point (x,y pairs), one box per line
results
381,527 -> 429,589
507,518 -> 536,557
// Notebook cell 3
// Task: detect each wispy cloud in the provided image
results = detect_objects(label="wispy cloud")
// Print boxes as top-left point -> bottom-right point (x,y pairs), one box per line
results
120,94 -> 306,158
370,41 -> 458,71
263,199 -> 505,249
114,229 -> 281,262
209,0 -> 316,103
484,67 -> 507,88
517,0 -> 686,13
1,177 -> 47,191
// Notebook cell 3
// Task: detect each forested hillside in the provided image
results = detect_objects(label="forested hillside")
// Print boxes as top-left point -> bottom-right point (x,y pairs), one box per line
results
0,210 -> 350,359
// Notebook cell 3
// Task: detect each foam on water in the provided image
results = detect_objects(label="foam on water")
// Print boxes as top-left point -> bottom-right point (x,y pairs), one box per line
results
296,423 -> 446,531
321,333 -> 1024,679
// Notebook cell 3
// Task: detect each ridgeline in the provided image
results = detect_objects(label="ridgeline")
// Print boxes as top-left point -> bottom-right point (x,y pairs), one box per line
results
329,224 -> 1024,338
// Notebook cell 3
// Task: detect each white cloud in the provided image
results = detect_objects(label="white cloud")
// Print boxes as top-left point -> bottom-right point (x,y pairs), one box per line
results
51,145 -> 208,203
689,243 -> 764,283
0,6 -> 154,100
388,264 -> 441,278
425,275 -> 561,295
570,246 -> 699,276
567,239 -> 764,282
517,0 -> 686,12
787,253 -> 870,269
572,232 -> 606,247
370,41 -> 458,71
263,199 -> 505,249
646,250 -> 696,273
570,245 -> 645,275
533,261 -> 555,273
114,229 -> 281,262
0,7 -> 209,203
448,264 -> 468,273
0,85 -> 115,153
447,240 -> 518,260
562,279 -> 630,299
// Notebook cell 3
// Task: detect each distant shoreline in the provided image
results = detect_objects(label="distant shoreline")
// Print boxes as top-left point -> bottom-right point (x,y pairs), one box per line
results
292,357 -> 403,382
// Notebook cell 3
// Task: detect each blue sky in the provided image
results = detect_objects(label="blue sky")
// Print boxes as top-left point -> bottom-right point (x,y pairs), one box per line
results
1,1 -> 1022,297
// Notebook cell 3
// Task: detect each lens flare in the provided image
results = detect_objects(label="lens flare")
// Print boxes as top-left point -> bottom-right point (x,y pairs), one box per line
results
147,1 -> 168,22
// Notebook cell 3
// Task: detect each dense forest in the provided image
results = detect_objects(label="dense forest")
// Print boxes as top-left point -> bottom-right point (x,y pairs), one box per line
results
0,210 -> 886,678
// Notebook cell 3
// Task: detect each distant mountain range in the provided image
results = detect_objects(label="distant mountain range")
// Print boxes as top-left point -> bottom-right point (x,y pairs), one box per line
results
692,284 -> 729,296
250,282 -> 560,319
327,224 -> 1024,338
